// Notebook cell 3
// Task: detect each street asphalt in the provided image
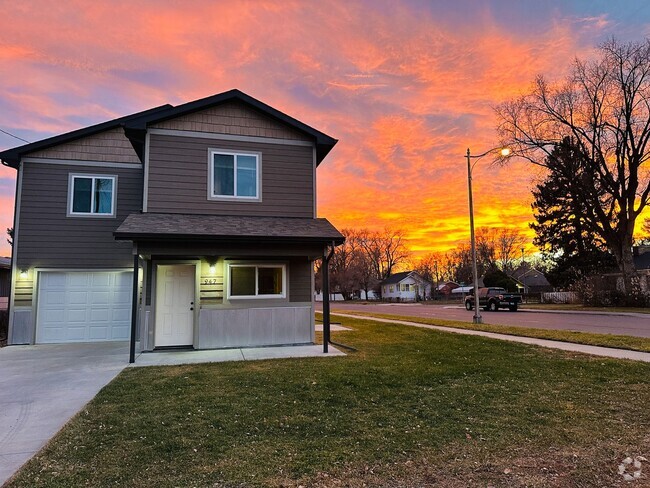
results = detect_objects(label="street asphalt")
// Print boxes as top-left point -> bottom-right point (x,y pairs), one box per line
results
316,302 -> 650,338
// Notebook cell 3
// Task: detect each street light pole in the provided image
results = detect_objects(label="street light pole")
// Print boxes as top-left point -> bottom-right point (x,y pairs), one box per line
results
465,146 -> 511,324
466,148 -> 483,324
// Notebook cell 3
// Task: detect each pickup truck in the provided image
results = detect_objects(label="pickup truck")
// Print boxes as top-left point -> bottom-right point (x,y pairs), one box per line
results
464,287 -> 522,312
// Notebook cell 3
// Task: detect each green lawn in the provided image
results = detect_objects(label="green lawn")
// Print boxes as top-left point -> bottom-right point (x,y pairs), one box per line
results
9,316 -> 650,487
330,310 -> 650,353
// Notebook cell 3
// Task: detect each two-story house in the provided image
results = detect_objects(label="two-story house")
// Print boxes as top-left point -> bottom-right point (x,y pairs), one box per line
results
1,89 -> 344,361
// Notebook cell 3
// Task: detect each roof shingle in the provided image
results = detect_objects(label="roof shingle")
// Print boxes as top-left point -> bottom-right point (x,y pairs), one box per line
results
114,213 -> 344,244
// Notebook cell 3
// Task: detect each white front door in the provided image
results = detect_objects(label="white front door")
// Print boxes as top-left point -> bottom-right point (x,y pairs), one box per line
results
155,264 -> 195,347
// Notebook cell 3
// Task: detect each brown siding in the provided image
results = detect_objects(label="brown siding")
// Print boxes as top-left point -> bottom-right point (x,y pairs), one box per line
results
152,101 -> 312,141
289,257 -> 312,302
26,128 -> 140,163
16,162 -> 142,269
147,134 -> 314,217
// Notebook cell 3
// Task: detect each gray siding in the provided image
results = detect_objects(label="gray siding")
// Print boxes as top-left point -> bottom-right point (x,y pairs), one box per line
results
152,101 -> 312,141
147,134 -> 314,217
25,128 -> 140,163
16,162 -> 142,269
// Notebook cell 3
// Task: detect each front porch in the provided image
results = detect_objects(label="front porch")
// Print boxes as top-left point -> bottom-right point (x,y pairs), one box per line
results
114,213 -> 345,362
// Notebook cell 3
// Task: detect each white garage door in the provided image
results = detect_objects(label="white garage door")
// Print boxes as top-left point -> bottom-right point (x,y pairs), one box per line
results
36,271 -> 133,343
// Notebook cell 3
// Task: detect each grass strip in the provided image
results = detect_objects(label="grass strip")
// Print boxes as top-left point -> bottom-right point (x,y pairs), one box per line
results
323,310 -> 650,353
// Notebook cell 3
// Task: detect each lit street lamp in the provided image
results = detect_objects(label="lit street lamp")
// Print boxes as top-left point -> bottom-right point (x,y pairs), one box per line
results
466,146 -> 511,324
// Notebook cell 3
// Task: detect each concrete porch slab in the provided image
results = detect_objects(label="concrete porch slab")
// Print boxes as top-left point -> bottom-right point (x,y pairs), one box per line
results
131,344 -> 345,367
315,324 -> 352,331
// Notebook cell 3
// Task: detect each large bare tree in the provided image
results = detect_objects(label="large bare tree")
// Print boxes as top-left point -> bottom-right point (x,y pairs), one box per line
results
357,228 -> 410,282
496,38 -> 650,296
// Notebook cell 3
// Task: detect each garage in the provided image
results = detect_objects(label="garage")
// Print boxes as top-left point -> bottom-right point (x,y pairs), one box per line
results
36,271 -> 133,343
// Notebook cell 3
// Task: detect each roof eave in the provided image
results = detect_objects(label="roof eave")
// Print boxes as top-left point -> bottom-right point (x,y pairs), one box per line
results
114,232 -> 345,246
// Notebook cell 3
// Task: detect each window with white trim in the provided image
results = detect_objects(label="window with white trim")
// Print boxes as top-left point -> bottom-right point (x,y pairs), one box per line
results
228,264 -> 285,299
209,150 -> 260,200
68,175 -> 116,216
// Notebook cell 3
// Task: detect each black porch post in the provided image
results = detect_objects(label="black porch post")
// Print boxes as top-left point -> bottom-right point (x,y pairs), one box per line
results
322,242 -> 335,353
129,251 -> 139,364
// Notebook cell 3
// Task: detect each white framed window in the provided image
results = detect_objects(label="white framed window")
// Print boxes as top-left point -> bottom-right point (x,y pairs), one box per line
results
208,149 -> 261,201
227,264 -> 286,299
67,174 -> 117,217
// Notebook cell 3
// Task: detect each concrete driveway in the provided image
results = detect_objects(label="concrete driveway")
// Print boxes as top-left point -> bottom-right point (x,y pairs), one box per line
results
0,342 -> 129,485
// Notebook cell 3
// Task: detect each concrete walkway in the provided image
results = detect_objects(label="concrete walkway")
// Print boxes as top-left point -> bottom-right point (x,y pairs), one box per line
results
333,312 -> 650,363
0,342 -> 129,486
132,344 -> 345,367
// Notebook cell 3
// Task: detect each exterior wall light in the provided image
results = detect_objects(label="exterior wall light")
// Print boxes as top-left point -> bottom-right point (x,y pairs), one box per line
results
19,269 -> 28,279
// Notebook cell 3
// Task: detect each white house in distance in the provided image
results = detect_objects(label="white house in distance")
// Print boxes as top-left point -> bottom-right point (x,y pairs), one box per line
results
381,271 -> 432,301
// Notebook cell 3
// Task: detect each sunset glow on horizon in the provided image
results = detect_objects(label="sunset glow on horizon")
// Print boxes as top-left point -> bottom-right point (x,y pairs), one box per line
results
1,1 -> 649,258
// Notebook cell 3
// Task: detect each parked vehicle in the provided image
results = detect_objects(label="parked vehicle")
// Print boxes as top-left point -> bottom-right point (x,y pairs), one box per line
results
464,287 -> 521,312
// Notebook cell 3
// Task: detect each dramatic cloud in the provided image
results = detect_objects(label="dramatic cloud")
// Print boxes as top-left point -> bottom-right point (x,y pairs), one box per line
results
0,0 -> 648,258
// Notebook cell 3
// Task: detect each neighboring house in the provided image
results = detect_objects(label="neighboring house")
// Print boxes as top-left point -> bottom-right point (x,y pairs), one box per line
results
1,89 -> 344,356
381,271 -> 432,301
511,263 -> 553,293
0,257 -> 10,310
437,281 -> 460,296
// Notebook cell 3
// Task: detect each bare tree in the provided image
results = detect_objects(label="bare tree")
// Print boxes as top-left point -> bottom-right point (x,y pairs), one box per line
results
475,227 -> 498,271
496,228 -> 527,273
357,228 -> 410,281
496,38 -> 650,297
329,228 -> 363,300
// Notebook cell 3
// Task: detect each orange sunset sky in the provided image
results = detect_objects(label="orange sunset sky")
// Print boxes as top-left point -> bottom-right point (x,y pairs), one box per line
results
1,1 -> 649,259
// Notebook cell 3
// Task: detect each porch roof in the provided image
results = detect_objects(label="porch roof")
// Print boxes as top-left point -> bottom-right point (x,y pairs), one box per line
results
114,212 -> 345,245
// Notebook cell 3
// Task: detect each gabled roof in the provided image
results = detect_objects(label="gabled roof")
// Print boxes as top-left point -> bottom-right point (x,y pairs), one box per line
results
381,271 -> 431,286
381,271 -> 412,285
0,89 -> 338,169
0,104 -> 173,168
125,89 -> 338,164
511,264 -> 551,287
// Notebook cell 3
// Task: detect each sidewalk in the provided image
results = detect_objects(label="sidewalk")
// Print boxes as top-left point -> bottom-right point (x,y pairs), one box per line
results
332,312 -> 650,363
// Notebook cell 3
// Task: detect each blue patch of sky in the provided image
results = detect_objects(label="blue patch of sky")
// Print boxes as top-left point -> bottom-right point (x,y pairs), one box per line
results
396,0 -> 650,40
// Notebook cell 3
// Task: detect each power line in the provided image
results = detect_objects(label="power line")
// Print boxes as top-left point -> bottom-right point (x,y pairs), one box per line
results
0,127 -> 30,144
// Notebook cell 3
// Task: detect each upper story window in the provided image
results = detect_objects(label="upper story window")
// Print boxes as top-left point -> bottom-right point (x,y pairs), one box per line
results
68,174 -> 116,217
209,149 -> 261,201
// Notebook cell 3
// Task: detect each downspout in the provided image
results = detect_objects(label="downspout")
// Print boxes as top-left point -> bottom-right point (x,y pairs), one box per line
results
321,242 -> 335,353
129,248 -> 139,364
